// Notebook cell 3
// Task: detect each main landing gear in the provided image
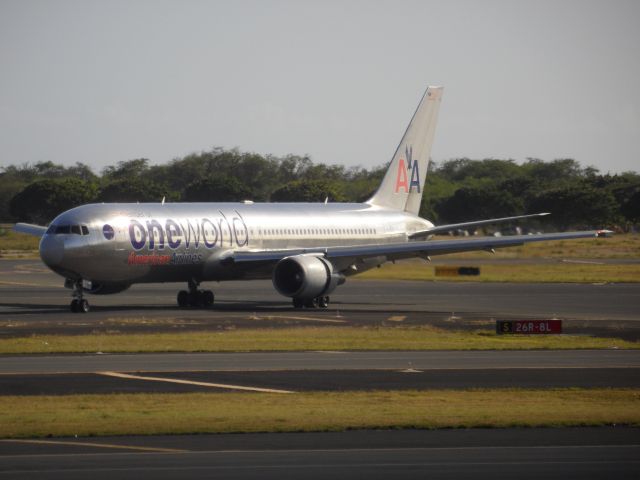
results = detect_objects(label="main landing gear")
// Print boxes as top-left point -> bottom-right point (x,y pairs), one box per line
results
69,279 -> 90,313
292,296 -> 330,309
177,279 -> 214,308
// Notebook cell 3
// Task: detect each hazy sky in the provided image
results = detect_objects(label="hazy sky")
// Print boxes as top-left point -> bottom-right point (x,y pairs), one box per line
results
1,0 -> 639,174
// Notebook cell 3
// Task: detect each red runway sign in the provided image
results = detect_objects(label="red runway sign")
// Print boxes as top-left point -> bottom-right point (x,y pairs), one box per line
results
496,320 -> 562,335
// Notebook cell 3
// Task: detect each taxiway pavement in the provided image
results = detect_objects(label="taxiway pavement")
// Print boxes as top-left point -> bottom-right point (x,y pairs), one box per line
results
1,350 -> 638,395
1,428 -> 638,479
1,259 -> 639,339
2,350 -> 639,374
2,368 -> 639,395
1,260 -> 639,478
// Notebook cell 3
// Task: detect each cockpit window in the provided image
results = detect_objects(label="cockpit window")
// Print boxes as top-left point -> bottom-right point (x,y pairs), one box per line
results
46,224 -> 89,235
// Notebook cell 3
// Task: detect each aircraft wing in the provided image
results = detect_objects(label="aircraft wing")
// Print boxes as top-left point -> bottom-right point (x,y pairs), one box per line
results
13,223 -> 47,237
410,212 -> 550,238
231,229 -> 611,265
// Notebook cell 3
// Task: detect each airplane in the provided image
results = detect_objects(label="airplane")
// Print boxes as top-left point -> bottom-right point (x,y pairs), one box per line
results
14,86 -> 611,313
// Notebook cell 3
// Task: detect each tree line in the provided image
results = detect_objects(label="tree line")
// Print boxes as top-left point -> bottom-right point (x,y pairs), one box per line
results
1,148 -> 639,230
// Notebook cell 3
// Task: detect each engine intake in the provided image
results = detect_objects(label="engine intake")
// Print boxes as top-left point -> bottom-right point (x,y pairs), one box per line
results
272,255 -> 344,299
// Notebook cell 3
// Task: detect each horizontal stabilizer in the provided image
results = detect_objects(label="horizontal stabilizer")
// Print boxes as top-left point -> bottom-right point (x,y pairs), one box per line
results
410,212 -> 551,238
13,223 -> 47,237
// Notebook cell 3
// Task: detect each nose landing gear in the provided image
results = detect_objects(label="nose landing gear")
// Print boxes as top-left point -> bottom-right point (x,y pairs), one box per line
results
177,279 -> 214,308
69,279 -> 90,313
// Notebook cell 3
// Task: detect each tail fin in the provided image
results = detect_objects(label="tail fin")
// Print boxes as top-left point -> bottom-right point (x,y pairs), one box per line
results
367,86 -> 443,215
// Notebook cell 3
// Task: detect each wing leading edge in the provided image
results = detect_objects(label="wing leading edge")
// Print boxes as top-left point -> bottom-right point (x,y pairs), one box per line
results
231,230 -> 612,265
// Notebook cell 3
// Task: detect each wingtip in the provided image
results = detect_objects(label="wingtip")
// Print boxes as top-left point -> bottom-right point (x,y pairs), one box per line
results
596,230 -> 613,238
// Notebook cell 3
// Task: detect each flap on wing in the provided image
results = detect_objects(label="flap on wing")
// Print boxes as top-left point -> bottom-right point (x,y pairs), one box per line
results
13,223 -> 47,237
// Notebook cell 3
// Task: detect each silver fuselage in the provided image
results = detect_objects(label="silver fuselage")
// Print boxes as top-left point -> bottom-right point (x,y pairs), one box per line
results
39,202 -> 433,286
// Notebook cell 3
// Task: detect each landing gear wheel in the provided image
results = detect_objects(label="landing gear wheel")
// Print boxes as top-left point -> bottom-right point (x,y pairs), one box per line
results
188,290 -> 201,307
319,296 -> 329,308
69,278 -> 89,313
202,290 -> 214,307
292,298 -> 304,309
177,290 -> 189,308
79,299 -> 90,313
304,297 -> 319,309
178,287 -> 214,309
70,298 -> 89,313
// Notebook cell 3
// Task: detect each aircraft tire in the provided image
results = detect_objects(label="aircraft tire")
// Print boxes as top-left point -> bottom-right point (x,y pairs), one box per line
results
70,299 -> 79,313
202,290 -> 214,307
177,290 -> 189,308
319,296 -> 329,308
79,299 -> 90,313
304,298 -> 319,308
188,291 -> 202,307
292,298 -> 304,309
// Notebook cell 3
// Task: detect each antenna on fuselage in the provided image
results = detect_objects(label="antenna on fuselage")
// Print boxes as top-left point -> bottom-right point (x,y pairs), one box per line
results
324,197 -> 328,204
161,196 -> 165,205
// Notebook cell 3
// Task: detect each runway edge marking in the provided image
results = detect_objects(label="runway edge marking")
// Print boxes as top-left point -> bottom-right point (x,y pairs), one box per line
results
98,371 -> 295,394
0,438 -> 186,453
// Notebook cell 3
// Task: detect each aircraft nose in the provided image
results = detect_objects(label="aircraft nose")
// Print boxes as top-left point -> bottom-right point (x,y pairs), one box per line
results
39,234 -> 64,267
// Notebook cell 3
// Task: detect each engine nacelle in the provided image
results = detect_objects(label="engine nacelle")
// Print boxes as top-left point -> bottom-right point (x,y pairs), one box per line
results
272,255 -> 345,299
83,281 -> 131,295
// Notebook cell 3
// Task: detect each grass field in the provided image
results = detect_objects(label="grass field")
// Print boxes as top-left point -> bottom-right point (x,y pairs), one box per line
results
432,233 -> 640,259
0,228 -> 39,253
358,261 -> 640,283
0,326 -> 636,354
0,389 -> 637,438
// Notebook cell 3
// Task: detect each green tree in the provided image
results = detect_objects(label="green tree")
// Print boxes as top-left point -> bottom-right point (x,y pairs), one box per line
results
9,179 -> 97,223
621,190 -> 640,224
182,175 -> 252,202
435,186 -> 524,224
271,179 -> 345,202
0,174 -> 27,221
522,158 -> 586,186
97,179 -> 175,203
527,185 -> 618,230
437,158 -> 521,183
102,158 -> 150,181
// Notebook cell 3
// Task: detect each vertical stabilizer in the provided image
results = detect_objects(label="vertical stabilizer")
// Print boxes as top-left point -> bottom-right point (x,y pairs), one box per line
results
367,86 -> 443,214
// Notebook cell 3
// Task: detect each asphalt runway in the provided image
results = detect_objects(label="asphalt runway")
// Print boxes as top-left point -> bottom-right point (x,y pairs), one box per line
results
1,260 -> 639,478
2,350 -> 639,373
2,368 -> 639,395
1,428 -> 638,479
1,259 -> 639,339
1,350 -> 638,395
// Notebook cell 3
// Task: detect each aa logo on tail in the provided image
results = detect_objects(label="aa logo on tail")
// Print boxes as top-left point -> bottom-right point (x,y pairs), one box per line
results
394,146 -> 421,193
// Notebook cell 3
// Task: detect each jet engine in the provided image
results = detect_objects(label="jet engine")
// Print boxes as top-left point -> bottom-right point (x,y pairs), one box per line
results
272,255 -> 344,299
